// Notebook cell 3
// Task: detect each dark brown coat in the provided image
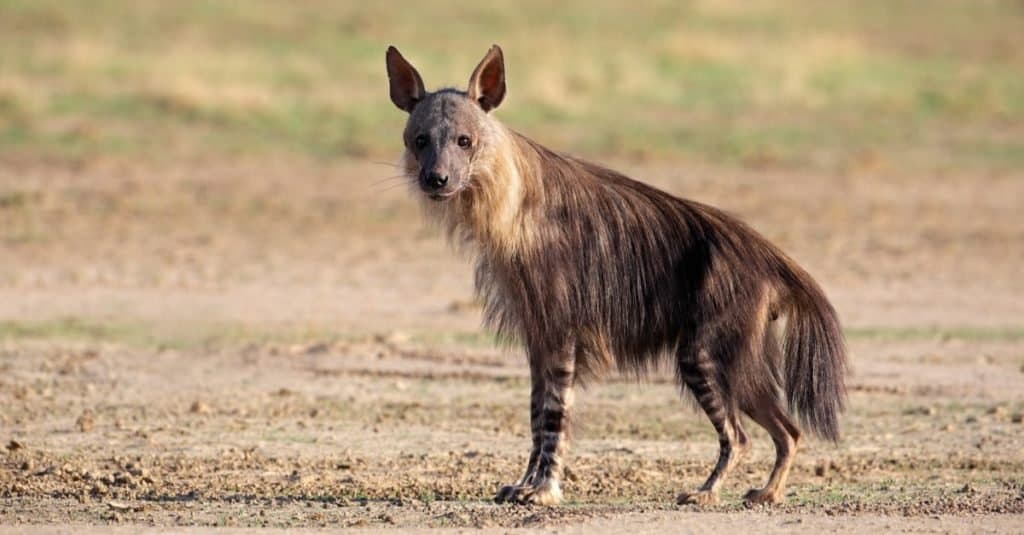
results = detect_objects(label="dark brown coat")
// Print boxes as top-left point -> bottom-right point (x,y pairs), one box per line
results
386,44 -> 847,506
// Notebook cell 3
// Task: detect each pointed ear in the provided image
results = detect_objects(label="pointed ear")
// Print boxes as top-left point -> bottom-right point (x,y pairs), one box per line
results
467,44 -> 506,112
386,46 -> 426,113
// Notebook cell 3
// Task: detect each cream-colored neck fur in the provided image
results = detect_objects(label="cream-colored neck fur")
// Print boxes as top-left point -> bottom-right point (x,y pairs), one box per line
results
416,122 -> 538,258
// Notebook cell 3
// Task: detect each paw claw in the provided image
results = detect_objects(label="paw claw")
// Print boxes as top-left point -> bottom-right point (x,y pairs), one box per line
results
676,489 -> 719,506
494,485 -> 518,504
494,480 -> 563,505
743,488 -> 783,505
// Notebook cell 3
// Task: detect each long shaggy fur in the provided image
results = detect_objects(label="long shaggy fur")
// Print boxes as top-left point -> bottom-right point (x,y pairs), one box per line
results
423,124 -> 847,440
388,44 -> 847,505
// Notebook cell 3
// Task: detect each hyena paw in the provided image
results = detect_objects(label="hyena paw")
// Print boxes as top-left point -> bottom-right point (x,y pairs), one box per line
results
494,480 -> 563,506
743,487 -> 783,505
675,489 -> 719,506
521,479 -> 563,505
494,484 -> 522,504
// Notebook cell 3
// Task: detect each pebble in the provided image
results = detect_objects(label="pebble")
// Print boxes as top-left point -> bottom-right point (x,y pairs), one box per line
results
76,410 -> 95,432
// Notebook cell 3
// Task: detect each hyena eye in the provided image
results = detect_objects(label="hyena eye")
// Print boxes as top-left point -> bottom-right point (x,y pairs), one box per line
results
457,135 -> 472,148
414,134 -> 428,149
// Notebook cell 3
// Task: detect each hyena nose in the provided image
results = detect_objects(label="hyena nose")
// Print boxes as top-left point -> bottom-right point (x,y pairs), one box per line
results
424,171 -> 448,190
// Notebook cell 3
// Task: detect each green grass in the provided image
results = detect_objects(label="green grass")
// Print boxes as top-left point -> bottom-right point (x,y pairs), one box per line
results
0,1 -> 1022,171
0,317 -> 356,350
845,325 -> 1024,342
2,317 -> 1022,351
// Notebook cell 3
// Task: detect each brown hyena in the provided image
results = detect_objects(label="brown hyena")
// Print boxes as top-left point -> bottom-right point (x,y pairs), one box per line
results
386,45 -> 847,506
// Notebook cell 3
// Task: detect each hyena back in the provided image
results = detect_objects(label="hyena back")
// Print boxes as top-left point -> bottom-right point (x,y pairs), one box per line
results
386,45 -> 847,506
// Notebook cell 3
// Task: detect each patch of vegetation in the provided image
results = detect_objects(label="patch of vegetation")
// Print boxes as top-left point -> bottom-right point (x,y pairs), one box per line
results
0,317 -> 360,350
0,1 -> 1021,171
3,318 -> 1021,351
846,326 -> 1024,342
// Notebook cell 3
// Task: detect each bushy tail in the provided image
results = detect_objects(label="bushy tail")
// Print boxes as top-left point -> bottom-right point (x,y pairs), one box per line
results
778,263 -> 848,442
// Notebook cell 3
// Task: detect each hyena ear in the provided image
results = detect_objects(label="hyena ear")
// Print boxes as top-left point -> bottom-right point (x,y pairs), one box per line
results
386,46 -> 426,113
467,44 -> 506,112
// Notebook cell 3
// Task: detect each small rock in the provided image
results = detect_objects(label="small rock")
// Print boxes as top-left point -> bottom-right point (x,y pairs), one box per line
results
189,401 -> 210,415
114,472 -> 135,487
814,462 -> 828,477
107,501 -> 132,512
6,439 -> 23,451
20,459 -> 34,471
965,415 -> 978,424
987,406 -> 1007,416
305,342 -> 329,354
1011,413 -> 1023,424
126,462 -> 147,478
376,331 -> 411,346
76,409 -> 95,432
564,466 -> 578,482
287,469 -> 311,485
92,482 -> 109,496
288,343 -> 329,356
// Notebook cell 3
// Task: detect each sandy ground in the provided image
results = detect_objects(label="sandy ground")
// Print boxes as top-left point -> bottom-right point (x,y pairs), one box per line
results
1,157 -> 1023,532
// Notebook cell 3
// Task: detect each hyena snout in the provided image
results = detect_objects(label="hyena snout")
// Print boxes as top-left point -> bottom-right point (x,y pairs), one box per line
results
418,168 -> 462,200
421,170 -> 449,191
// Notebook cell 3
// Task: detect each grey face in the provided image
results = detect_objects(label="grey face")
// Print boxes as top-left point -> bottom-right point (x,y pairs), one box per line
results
386,45 -> 507,202
403,90 -> 487,200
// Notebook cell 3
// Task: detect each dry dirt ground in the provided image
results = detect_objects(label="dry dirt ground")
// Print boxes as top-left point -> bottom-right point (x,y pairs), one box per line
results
1,157 -> 1023,532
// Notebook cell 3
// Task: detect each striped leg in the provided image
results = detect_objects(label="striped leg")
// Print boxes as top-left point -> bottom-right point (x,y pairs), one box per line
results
676,348 -> 746,506
495,358 -> 545,502
495,345 -> 575,505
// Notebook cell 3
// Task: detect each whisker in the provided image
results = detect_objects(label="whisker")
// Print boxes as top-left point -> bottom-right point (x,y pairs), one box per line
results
370,175 -> 409,186
373,181 -> 412,193
370,160 -> 405,169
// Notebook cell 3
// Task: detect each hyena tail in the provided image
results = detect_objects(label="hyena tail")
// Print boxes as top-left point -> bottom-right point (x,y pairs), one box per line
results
776,261 -> 848,443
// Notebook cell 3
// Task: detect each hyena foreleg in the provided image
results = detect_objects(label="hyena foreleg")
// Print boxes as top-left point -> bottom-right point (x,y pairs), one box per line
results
495,343 -> 575,505
496,358 -> 545,496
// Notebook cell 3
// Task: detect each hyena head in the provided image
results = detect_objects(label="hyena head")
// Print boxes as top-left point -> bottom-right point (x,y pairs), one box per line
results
385,45 -> 507,202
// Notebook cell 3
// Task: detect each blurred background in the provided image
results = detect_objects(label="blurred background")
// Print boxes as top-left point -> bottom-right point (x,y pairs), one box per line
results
3,1 -> 1022,165
1,0 -> 1022,344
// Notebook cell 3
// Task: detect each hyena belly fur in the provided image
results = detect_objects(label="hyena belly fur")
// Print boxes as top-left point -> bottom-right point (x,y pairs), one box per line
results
386,44 -> 848,506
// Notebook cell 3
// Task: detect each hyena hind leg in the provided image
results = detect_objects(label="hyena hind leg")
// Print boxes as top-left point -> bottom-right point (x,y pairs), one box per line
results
675,349 -> 748,506
741,391 -> 802,505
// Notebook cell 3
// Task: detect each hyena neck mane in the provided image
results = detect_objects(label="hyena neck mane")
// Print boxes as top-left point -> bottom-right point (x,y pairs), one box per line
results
426,121 -> 539,257
445,122 -> 665,260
